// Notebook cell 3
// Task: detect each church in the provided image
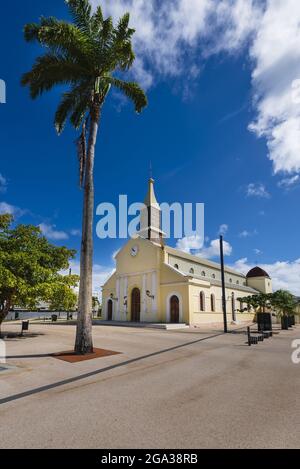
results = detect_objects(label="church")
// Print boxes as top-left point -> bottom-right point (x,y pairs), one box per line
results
102,179 -> 272,326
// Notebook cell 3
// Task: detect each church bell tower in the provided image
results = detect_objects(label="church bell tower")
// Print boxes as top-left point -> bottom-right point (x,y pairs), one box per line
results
139,178 -> 164,244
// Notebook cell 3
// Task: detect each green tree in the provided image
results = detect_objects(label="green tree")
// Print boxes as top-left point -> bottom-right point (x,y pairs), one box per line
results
269,290 -> 297,318
237,293 -> 272,314
0,215 -> 78,336
48,279 -> 79,312
92,295 -> 99,310
22,0 -> 147,354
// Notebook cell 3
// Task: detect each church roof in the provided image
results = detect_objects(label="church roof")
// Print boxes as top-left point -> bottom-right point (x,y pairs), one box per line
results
246,266 -> 270,279
164,245 -> 246,278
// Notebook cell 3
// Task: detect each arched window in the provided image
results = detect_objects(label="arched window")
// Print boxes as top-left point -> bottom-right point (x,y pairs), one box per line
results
212,273 -> 216,279
200,291 -> 206,312
174,264 -> 179,270
229,278 -> 233,283
189,268 -> 194,275
201,271 -> 206,277
236,280 -> 240,285
211,294 -> 216,312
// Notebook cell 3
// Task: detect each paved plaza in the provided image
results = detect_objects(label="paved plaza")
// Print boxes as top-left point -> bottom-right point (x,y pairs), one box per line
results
0,322 -> 299,449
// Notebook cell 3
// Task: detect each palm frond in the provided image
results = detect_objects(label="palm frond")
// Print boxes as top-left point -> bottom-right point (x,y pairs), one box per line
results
70,98 -> 90,129
91,6 -> 104,35
21,53 -> 87,99
101,16 -> 114,45
24,17 -> 93,65
55,81 -> 91,134
108,78 -> 148,113
65,0 -> 92,35
102,13 -> 135,71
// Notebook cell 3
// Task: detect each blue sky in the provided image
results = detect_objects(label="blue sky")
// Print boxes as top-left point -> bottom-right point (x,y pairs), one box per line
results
1,0 -> 300,294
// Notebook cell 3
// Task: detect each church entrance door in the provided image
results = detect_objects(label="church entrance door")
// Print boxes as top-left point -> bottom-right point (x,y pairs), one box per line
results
170,295 -> 180,323
131,288 -> 141,322
107,299 -> 113,321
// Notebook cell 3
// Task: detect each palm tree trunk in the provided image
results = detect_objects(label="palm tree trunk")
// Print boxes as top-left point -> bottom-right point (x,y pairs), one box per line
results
75,113 -> 99,354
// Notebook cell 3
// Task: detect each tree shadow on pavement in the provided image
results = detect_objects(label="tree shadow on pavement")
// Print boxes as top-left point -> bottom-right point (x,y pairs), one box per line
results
0,332 -> 45,341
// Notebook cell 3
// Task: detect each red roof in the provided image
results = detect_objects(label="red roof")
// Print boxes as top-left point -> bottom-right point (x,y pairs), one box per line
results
246,267 -> 270,279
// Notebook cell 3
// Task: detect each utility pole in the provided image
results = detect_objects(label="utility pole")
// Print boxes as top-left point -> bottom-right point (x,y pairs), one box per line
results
220,236 -> 228,333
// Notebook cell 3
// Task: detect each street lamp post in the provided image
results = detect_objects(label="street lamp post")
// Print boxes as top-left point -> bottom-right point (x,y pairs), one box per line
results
220,235 -> 228,333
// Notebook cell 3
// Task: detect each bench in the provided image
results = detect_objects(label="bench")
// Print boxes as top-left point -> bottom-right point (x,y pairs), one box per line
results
247,327 -> 267,346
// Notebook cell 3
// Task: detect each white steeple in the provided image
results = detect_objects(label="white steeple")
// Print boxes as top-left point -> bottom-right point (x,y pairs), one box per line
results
139,178 -> 164,243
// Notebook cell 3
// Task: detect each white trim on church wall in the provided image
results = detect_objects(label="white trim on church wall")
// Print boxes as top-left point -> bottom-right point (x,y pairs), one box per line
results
166,291 -> 183,323
152,271 -> 158,314
116,278 -> 120,320
117,269 -> 157,278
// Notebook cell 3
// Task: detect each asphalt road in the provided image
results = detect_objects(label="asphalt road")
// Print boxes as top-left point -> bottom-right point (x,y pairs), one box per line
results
0,323 -> 299,449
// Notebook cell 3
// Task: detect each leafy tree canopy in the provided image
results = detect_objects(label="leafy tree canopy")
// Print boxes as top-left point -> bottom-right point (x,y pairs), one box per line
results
237,290 -> 298,317
0,214 -> 79,328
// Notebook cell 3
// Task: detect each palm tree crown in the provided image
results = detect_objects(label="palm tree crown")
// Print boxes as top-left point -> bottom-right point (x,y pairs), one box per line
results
22,0 -> 147,135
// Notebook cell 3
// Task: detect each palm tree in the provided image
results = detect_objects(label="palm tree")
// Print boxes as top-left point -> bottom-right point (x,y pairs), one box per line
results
21,0 -> 147,354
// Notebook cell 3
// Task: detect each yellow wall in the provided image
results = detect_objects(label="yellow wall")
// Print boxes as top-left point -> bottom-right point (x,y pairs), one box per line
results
188,282 -> 256,324
247,276 -> 273,294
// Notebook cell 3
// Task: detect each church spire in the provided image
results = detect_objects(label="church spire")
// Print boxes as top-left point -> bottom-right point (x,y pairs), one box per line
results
140,177 -> 164,244
144,177 -> 159,208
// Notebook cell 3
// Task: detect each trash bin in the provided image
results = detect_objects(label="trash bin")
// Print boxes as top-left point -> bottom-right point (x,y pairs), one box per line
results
21,321 -> 29,336
288,315 -> 295,327
51,314 -> 58,322
281,316 -> 289,330
257,313 -> 272,332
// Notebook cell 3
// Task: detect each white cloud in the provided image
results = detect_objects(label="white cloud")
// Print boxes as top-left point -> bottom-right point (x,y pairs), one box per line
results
278,174 -> 300,189
92,1 -> 300,178
239,230 -> 251,238
254,248 -> 262,255
238,229 -> 258,238
198,238 -> 232,259
67,261 -> 115,297
70,229 -> 81,237
232,257 -> 300,296
0,202 -> 26,218
246,183 -> 270,198
94,0 -> 262,89
39,223 -> 69,241
0,174 -> 7,193
176,234 -> 204,253
249,0 -> 300,175
218,224 -> 229,236
177,235 -> 232,259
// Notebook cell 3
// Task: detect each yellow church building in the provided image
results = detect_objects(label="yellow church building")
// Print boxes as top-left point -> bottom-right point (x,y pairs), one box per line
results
102,179 -> 272,326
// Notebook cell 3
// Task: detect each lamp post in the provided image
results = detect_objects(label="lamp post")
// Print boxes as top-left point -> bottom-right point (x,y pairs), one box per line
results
110,293 -> 119,302
220,236 -> 228,333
